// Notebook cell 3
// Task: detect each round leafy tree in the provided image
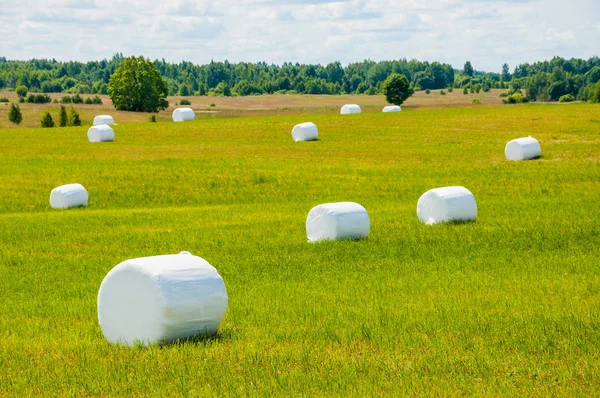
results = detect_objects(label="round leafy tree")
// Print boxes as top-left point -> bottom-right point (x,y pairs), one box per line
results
108,56 -> 169,112
381,73 -> 413,106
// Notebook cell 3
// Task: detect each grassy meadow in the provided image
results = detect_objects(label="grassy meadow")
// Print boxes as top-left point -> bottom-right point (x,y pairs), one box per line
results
0,101 -> 599,395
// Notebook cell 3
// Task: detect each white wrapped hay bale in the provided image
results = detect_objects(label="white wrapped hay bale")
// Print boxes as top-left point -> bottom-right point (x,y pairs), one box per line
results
340,104 -> 361,115
417,186 -> 477,225
383,105 -> 401,112
306,202 -> 370,242
292,122 -> 318,142
505,136 -> 541,161
87,124 -> 114,142
93,115 -> 115,126
172,107 -> 195,122
49,183 -> 88,209
97,251 -> 228,347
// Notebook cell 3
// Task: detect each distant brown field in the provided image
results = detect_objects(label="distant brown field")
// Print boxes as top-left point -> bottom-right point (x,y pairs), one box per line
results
0,89 -> 507,129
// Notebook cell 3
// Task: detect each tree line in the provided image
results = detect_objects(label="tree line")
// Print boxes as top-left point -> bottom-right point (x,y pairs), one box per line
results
0,55 -> 599,102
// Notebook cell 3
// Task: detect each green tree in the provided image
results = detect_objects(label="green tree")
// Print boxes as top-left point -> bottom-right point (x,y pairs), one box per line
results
592,81 -> 600,103
501,63 -> 511,82
463,61 -> 474,77
16,85 -> 28,98
8,103 -> 23,125
59,105 -> 68,127
107,56 -> 169,112
179,85 -> 190,96
41,111 -> 55,128
381,73 -> 413,106
69,107 -> 81,126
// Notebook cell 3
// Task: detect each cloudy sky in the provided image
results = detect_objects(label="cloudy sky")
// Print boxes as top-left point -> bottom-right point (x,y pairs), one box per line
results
0,0 -> 598,72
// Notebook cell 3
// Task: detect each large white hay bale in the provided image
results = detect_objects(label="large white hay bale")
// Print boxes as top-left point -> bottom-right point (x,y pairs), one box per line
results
292,122 -> 318,142
98,251 -> 228,347
93,115 -> 115,126
49,183 -> 88,209
306,202 -> 370,242
505,136 -> 541,161
340,104 -> 361,115
172,107 -> 195,122
383,105 -> 401,112
417,186 -> 477,225
87,124 -> 114,142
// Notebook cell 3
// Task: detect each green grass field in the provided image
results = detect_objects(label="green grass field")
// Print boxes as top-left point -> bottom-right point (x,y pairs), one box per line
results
1,103 -> 599,396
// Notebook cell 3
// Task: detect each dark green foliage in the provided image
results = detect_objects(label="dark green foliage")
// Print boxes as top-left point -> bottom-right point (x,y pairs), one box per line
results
18,97 -> 24,103
499,92 -> 509,97
149,114 -> 157,122
8,103 -> 22,125
26,94 -> 51,103
447,87 -> 453,93
440,90 -> 446,95
425,89 -> 431,94
472,98 -> 482,104
84,97 -> 93,104
178,85 -> 190,96
501,63 -> 511,82
41,111 -> 55,127
463,87 -> 468,95
60,96 -> 72,104
59,105 -> 68,127
108,56 -> 169,112
92,95 -> 102,105
463,61 -> 474,77
381,73 -> 413,106
559,94 -> 575,103
16,85 -> 28,97
71,94 -> 83,104
69,108 -> 81,126
503,93 -> 529,104
179,99 -> 191,105
0,97 -> 8,102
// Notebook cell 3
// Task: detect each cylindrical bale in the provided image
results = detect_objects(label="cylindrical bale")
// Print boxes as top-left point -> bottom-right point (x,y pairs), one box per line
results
50,183 -> 88,209
172,107 -> 195,122
417,186 -> 477,225
87,124 -> 114,142
292,122 -> 318,142
93,115 -> 115,125
340,104 -> 361,115
306,202 -> 370,242
97,251 -> 228,347
505,136 -> 541,161
383,105 -> 401,112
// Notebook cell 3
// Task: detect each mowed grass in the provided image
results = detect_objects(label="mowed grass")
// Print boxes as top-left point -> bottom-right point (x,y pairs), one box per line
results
0,103 -> 599,396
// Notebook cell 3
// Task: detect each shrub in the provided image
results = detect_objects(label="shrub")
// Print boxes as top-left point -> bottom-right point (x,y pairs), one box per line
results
559,94 -> 575,103
149,114 -> 157,123
52,98 -> 58,103
92,95 -> 103,105
503,93 -> 529,104
41,111 -> 55,127
210,103 -> 216,107
59,105 -> 68,127
180,99 -> 191,105
0,97 -> 9,103
472,98 -> 482,104
463,87 -> 468,95
84,97 -> 93,104
18,97 -> 25,103
499,92 -> 509,97
425,89 -> 431,94
440,90 -> 446,96
447,87 -> 453,93
8,103 -> 23,125
71,94 -> 83,104
26,94 -> 52,104
16,85 -> 28,98
69,108 -> 81,126
61,96 -> 72,104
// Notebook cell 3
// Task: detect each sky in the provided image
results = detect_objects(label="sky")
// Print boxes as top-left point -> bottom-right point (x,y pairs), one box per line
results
0,0 -> 598,73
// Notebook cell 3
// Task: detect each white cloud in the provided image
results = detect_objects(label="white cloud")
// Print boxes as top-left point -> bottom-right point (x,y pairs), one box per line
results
0,0 -> 598,72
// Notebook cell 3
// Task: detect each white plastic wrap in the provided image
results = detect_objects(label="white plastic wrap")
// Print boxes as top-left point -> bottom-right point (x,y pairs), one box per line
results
93,115 -> 115,125
292,122 -> 318,142
340,104 -> 361,114
417,186 -> 477,225
87,124 -> 114,142
49,183 -> 88,209
97,251 -> 228,347
505,136 -> 541,161
306,202 -> 370,242
172,107 -> 195,122
383,105 -> 402,112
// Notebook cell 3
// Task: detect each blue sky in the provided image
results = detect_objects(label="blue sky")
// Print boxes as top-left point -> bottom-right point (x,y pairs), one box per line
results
0,0 -> 598,72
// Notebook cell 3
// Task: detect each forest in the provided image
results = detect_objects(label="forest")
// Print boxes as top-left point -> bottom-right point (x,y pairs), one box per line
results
0,55 -> 599,102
